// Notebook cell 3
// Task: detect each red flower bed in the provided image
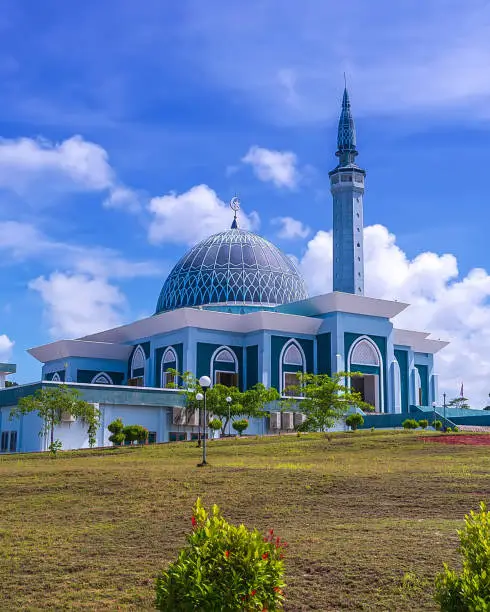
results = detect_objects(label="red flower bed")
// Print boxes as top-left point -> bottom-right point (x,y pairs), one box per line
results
421,434 -> 490,446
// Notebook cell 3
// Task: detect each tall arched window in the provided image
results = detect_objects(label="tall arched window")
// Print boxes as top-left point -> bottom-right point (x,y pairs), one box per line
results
211,347 -> 238,387
51,372 -> 61,382
161,347 -> 178,388
129,345 -> 145,387
280,340 -> 306,396
91,372 -> 113,385
347,336 -> 384,412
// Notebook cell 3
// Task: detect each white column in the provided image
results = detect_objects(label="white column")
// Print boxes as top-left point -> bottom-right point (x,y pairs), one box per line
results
0,373 -> 5,389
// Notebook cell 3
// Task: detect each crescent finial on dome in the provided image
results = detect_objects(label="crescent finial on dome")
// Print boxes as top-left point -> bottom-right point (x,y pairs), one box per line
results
230,196 -> 240,229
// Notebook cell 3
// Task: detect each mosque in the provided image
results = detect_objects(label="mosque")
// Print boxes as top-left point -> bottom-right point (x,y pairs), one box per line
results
0,88 -> 465,453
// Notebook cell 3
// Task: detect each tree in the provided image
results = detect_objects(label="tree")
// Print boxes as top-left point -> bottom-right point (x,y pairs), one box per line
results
9,385 -> 100,448
108,418 -> 125,446
283,372 -> 374,433
232,419 -> 249,436
169,370 -> 279,435
345,413 -> 364,431
447,396 -> 470,410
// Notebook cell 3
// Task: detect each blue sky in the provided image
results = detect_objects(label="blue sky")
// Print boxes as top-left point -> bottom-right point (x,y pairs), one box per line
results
2,0 -> 490,402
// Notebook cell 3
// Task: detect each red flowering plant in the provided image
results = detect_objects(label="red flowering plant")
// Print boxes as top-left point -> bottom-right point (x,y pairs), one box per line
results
155,498 -> 286,611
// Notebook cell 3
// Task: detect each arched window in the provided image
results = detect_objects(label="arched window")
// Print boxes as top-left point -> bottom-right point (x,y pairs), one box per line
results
211,347 -> 238,387
280,340 -> 305,396
347,336 -> 384,412
161,347 -> 178,388
129,345 -> 145,387
51,372 -> 61,382
91,372 -> 113,385
350,339 -> 380,366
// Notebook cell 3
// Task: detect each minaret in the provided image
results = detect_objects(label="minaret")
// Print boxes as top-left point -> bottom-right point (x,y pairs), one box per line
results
328,86 -> 366,295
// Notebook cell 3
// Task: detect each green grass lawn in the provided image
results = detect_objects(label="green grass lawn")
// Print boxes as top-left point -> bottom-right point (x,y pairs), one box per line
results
0,431 -> 488,611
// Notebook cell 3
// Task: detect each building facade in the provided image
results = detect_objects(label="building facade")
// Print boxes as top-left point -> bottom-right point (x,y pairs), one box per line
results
0,89 -> 455,453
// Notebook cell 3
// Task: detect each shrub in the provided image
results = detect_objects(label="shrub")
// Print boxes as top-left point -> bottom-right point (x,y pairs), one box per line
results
433,420 -> 442,431
48,439 -> 62,457
453,426 -> 459,433
122,424 -> 148,445
402,419 -> 418,430
446,427 -> 453,433
434,502 -> 490,611
108,418 -> 125,446
418,419 -> 429,429
155,498 -> 286,611
345,413 -> 364,431
232,419 -> 249,436
208,418 -> 222,433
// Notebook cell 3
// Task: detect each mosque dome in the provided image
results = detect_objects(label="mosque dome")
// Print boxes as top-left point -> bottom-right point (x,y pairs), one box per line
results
155,227 -> 308,314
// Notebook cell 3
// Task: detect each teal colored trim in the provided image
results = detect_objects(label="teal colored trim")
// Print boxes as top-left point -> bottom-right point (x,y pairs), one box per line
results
415,364 -> 428,406
127,342 -> 150,378
154,343 -> 183,387
45,370 -> 65,382
317,333 -> 331,375
344,332 -> 386,409
394,349 -> 409,412
196,343 -> 243,390
246,346 -> 259,389
1,382 -> 186,408
76,370 -> 124,385
270,336 -> 314,390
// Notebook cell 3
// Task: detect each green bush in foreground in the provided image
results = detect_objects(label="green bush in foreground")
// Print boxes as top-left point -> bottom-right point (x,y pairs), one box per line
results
208,418 -> 223,433
155,498 -> 286,611
433,420 -> 442,431
435,502 -> 490,611
108,418 -> 125,446
345,413 -> 364,431
402,419 -> 418,430
418,419 -> 429,429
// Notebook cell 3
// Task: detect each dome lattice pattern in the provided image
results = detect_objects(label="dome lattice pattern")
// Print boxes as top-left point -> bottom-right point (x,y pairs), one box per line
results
155,229 -> 308,313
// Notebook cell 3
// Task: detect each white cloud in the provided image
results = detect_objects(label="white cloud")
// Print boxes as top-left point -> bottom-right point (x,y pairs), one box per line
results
299,224 -> 490,408
29,273 -> 127,338
242,146 -> 300,189
0,220 -> 160,279
103,185 -> 142,213
272,216 -> 310,239
0,334 -> 14,361
0,135 -> 113,194
148,184 -> 260,246
0,135 -> 141,212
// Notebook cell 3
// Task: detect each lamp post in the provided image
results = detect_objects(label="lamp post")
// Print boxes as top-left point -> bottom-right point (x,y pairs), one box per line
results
196,392 -> 204,447
226,396 -> 232,436
198,375 -> 211,466
443,392 -> 447,432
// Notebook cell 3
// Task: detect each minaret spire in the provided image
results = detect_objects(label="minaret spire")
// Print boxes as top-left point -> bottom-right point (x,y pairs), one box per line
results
328,83 -> 366,295
336,84 -> 358,166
